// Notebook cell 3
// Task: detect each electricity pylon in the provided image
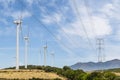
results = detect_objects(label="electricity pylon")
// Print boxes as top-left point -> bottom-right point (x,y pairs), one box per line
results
96,38 -> 105,71
96,38 -> 104,62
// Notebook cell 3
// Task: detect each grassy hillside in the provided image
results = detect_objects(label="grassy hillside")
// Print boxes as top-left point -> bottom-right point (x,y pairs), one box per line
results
2,65 -> 120,80
0,69 -> 65,80
107,68 -> 120,73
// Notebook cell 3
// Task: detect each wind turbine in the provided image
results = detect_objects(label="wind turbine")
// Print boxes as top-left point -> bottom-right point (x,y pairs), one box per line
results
43,42 -> 47,66
51,52 -> 55,67
24,36 -> 29,69
39,49 -> 41,65
14,18 -> 22,70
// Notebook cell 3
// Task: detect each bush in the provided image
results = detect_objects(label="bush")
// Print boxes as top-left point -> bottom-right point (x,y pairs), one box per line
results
53,78 -> 62,80
63,66 -> 71,71
104,72 -> 116,80
62,69 -> 86,80
85,72 -> 104,80
114,77 -> 120,80
29,78 -> 61,80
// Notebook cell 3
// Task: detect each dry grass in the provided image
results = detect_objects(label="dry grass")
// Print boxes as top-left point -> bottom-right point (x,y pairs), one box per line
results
0,69 -> 66,80
114,72 -> 120,76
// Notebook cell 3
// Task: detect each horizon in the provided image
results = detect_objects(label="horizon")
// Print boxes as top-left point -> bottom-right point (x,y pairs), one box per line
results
0,0 -> 120,69
73,59 -> 120,64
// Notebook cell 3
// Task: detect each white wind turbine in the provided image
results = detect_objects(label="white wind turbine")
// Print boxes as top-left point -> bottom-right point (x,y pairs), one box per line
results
14,17 -> 22,70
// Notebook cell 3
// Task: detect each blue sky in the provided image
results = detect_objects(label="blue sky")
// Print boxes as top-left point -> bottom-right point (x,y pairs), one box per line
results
0,0 -> 120,68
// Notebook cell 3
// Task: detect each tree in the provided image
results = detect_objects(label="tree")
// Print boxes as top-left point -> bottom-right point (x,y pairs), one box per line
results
63,66 -> 71,71
85,72 -> 104,80
104,72 -> 116,80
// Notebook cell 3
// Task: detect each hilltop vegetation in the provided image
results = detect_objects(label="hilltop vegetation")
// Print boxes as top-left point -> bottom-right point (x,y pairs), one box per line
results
106,68 -> 120,73
4,65 -> 120,80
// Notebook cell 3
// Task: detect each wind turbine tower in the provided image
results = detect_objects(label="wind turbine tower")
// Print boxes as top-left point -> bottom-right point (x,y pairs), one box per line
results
43,44 -> 47,66
51,52 -> 55,67
39,49 -> 41,65
14,19 -> 22,70
24,36 -> 29,69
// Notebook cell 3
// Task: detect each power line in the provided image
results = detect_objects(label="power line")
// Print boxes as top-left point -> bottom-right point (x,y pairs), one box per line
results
19,0 -> 30,69
83,0 -> 97,38
37,0 -> 79,47
72,0 -> 95,51
82,0 -> 98,58
32,16 -> 74,53
54,1 -> 84,44
19,21 -> 25,44
83,0 -> 106,63
19,0 -> 25,44
19,0 -> 74,54
19,0 -> 31,49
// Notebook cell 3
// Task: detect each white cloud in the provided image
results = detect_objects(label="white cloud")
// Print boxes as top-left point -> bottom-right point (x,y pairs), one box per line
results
60,15 -> 112,39
101,0 -> 120,20
54,13 -> 62,23
112,26 -> 120,41
41,15 -> 54,24
69,0 -> 90,18
0,0 -> 15,8
105,44 -> 120,60
102,3 -> 114,13
0,18 -> 8,25
90,16 -> 112,38
10,11 -> 32,19
26,0 -> 37,6
0,27 -> 15,36
64,0 -> 111,39
100,0 -> 120,41
0,0 -> 15,18
41,12 -> 63,24
53,0 -> 113,62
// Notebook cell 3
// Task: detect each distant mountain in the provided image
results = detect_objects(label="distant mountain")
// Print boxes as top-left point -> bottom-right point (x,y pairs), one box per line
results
70,59 -> 120,71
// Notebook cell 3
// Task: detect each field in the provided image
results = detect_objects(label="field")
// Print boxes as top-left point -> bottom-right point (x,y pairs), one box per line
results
1,65 -> 120,80
0,69 -> 66,80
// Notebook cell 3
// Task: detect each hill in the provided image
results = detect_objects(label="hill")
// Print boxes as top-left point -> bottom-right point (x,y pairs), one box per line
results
71,59 -> 120,71
106,68 -> 120,73
1,65 -> 68,80
1,65 -> 120,80
0,69 -> 65,80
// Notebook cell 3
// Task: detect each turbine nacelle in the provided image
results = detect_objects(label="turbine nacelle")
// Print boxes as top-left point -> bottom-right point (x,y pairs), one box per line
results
43,45 -> 47,49
14,20 -> 22,25
24,37 -> 29,40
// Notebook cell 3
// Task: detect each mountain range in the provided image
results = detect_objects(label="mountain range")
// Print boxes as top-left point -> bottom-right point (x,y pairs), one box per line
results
70,59 -> 120,71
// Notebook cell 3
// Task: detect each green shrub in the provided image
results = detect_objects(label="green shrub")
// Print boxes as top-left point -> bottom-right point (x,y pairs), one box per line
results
63,66 -> 71,71
114,77 -> 120,80
85,72 -> 104,80
104,72 -> 116,80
